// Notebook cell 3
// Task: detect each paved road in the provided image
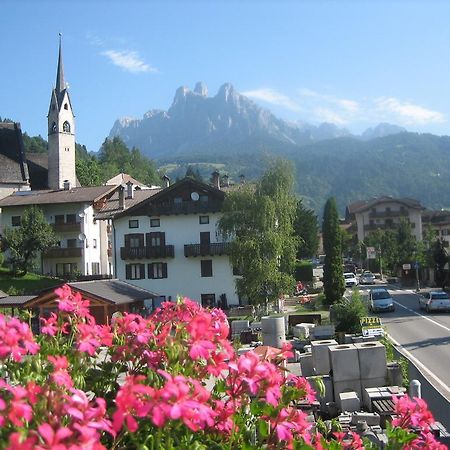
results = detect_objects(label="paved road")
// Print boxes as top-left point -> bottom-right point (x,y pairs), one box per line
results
361,286 -> 450,402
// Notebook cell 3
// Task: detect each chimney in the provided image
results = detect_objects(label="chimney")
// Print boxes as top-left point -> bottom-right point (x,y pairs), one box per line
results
223,174 -> 229,187
212,170 -> 220,189
63,180 -> 70,190
118,186 -> 125,210
240,174 -> 245,184
126,181 -> 134,199
162,174 -> 170,188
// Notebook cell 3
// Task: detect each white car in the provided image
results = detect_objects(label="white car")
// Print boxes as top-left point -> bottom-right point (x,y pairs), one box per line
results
418,291 -> 450,312
344,272 -> 359,288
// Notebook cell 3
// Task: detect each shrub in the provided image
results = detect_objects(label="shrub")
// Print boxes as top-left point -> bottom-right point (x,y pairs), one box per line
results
332,289 -> 367,334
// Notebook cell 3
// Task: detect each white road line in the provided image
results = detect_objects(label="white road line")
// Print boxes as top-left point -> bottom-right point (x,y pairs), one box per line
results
392,297 -> 450,333
386,333 -> 450,400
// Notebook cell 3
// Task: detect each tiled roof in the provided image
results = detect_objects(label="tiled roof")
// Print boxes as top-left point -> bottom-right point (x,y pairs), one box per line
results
106,173 -> 152,188
95,188 -> 161,220
67,279 -> 159,305
347,196 -> 424,215
26,153 -> 49,190
0,295 -> 35,306
0,123 -> 30,185
0,185 -> 118,207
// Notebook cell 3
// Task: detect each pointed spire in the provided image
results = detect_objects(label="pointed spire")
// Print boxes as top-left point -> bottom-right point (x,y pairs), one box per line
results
55,33 -> 65,93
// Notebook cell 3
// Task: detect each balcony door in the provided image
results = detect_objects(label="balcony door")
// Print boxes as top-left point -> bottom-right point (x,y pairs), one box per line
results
200,232 -> 210,254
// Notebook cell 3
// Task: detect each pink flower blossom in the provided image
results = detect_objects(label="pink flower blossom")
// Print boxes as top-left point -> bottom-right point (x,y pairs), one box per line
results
55,284 -> 91,318
0,314 -> 39,362
48,355 -> 73,388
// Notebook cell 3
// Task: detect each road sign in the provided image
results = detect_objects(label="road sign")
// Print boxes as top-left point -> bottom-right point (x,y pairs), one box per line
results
366,246 -> 377,259
402,263 -> 411,270
360,316 -> 384,337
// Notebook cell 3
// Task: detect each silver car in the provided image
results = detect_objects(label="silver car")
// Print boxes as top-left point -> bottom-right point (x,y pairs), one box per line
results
360,271 -> 376,285
418,291 -> 450,312
369,288 -> 395,312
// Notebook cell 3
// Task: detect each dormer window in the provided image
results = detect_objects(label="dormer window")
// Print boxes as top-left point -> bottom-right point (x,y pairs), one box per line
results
51,122 -> 57,132
63,121 -> 71,132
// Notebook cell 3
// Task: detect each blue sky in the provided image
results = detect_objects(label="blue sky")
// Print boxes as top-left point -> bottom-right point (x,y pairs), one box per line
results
2,0 -> 450,152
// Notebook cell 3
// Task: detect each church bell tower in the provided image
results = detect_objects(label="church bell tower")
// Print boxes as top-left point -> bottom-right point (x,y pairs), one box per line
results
47,34 -> 76,190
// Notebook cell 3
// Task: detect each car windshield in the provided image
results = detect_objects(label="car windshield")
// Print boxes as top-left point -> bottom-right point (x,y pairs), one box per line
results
372,291 -> 391,300
344,274 -> 354,279
431,293 -> 450,300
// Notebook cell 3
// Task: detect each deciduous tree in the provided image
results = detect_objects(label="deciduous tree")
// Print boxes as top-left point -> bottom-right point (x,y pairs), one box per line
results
219,160 -> 298,306
2,207 -> 58,276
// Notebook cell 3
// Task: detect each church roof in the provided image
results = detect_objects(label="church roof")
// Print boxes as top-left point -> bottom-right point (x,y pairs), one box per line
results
106,173 -> 150,188
0,122 -> 30,185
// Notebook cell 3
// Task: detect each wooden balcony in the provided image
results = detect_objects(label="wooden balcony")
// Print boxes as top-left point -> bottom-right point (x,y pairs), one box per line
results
151,201 -> 222,216
44,247 -> 83,258
120,245 -> 175,260
368,210 -> 408,219
51,222 -> 81,233
184,242 -> 231,257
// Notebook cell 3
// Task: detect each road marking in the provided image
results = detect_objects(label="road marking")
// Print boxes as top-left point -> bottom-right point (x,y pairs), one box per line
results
386,333 -> 450,400
392,297 -> 450,333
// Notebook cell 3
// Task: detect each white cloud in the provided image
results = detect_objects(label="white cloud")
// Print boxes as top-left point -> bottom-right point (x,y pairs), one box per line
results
242,88 -> 301,112
313,107 -> 348,125
102,50 -> 157,74
374,97 -> 445,124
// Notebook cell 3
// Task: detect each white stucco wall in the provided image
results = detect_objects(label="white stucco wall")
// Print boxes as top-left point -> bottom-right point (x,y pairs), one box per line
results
0,202 -> 108,276
113,212 -> 239,306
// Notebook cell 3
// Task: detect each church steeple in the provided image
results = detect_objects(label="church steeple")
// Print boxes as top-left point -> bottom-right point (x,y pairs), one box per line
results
47,35 -> 76,190
55,33 -> 65,95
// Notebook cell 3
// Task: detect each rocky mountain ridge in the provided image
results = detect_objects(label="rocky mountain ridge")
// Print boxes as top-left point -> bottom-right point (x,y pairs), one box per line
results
109,82 -> 406,159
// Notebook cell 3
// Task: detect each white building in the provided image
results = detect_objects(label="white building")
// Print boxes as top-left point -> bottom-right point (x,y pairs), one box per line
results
102,177 -> 240,307
346,196 -> 424,242
0,185 -> 118,277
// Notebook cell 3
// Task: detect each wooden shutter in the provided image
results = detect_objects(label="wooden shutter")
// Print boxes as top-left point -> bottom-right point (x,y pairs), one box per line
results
124,234 -> 131,247
162,263 -> 168,279
125,264 -> 131,279
139,264 -> 145,279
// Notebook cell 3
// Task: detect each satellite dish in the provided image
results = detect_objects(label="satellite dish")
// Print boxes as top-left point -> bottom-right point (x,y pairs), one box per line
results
191,191 -> 199,201
78,233 -> 86,241
78,211 -> 85,218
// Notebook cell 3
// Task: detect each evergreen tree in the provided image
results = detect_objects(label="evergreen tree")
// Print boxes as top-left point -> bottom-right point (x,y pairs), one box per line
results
322,197 -> 345,305
219,159 -> 298,306
294,200 -> 319,259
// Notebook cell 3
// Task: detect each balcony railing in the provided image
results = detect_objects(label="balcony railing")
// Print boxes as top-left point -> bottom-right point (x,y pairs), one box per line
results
151,201 -> 222,216
51,222 -> 81,233
363,223 -> 399,231
368,210 -> 409,219
184,242 -> 231,257
120,245 -> 175,260
44,247 -> 83,258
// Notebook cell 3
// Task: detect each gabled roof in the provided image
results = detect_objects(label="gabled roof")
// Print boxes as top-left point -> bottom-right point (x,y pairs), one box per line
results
347,196 -> 424,215
422,209 -> 450,225
0,185 -> 118,207
0,122 -> 30,185
95,188 -> 161,220
22,279 -> 158,308
112,177 -> 225,219
106,173 -> 151,188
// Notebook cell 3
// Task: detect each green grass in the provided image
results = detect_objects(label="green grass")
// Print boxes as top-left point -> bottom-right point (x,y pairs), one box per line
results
0,268 -> 62,295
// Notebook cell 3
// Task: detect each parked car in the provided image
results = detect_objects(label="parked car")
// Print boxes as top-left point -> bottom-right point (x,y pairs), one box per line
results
360,271 -> 376,285
344,272 -> 359,287
369,288 -> 395,312
418,291 -> 450,312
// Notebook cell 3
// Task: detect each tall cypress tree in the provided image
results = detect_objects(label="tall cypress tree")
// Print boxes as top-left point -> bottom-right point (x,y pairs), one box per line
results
322,197 -> 345,304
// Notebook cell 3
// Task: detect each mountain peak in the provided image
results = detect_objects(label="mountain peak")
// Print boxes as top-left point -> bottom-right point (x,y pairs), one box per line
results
194,81 -> 208,97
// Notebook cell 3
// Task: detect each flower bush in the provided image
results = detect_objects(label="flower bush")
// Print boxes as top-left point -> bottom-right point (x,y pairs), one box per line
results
0,285 -> 446,449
